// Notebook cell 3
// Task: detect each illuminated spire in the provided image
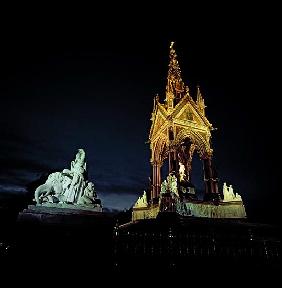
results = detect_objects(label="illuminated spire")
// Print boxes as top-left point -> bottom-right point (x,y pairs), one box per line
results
196,85 -> 206,115
166,42 -> 185,112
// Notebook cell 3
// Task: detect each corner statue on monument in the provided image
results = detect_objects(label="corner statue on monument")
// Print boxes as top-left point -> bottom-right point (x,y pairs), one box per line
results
32,148 -> 102,212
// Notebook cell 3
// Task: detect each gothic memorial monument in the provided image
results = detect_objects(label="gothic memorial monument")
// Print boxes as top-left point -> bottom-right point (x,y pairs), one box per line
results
133,42 -> 246,220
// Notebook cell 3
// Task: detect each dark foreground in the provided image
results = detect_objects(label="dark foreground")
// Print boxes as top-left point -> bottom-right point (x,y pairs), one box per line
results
0,207 -> 280,283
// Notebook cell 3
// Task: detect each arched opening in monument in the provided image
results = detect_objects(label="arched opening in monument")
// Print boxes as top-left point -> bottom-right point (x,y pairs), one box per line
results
161,158 -> 169,182
190,154 -> 205,200
175,137 -> 198,200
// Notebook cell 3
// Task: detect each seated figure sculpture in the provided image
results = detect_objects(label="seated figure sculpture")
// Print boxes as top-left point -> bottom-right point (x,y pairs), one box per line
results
34,149 -> 101,210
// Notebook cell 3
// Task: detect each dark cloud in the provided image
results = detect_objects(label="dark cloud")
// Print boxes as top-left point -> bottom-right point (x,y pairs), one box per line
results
0,183 -> 27,194
100,193 -> 139,211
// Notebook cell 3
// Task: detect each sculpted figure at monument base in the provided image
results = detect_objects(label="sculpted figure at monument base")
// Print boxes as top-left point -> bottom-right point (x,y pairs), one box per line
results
34,149 -> 102,211
133,191 -> 148,208
222,182 -> 243,202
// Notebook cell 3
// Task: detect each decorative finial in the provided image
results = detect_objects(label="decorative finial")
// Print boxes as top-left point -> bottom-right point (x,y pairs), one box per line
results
196,85 -> 206,114
166,41 -> 184,105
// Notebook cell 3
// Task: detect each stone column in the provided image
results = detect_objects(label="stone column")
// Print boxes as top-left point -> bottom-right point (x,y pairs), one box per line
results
156,162 -> 161,197
168,150 -> 174,174
186,161 -> 191,182
186,144 -> 195,182
168,147 -> 177,174
202,157 -> 219,201
151,161 -> 162,201
152,162 -> 157,200
174,149 -> 179,175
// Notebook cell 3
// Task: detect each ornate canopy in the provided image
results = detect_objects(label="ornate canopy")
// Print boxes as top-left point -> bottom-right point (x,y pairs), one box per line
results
148,42 -> 219,202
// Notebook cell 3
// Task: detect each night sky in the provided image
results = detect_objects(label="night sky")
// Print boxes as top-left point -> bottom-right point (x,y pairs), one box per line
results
0,8 -> 279,222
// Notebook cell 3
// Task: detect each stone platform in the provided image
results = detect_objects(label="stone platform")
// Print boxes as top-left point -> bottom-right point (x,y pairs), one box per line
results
177,200 -> 247,218
10,204 -> 117,276
132,200 -> 247,221
27,203 -> 101,213
17,204 -> 110,226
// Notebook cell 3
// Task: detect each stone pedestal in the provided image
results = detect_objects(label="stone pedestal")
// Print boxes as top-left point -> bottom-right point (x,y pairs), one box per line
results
14,205 -> 116,276
18,204 -> 104,225
177,201 -> 247,218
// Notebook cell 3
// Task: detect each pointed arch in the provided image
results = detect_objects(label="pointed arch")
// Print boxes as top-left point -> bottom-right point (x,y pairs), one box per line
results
175,128 -> 213,158
151,135 -> 168,164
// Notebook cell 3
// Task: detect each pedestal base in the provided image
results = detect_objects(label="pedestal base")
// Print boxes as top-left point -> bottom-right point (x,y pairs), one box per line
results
17,204 -> 107,226
132,200 -> 247,221
177,201 -> 247,218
